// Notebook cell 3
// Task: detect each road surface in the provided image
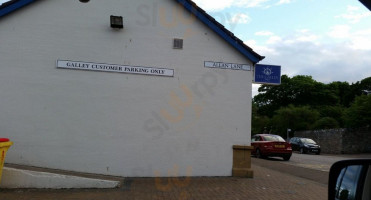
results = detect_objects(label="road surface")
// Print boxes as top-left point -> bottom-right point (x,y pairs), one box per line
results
252,153 -> 371,185
287,153 -> 371,171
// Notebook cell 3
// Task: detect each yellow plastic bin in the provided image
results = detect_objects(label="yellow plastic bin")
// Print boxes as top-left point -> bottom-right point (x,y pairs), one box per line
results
0,138 -> 13,184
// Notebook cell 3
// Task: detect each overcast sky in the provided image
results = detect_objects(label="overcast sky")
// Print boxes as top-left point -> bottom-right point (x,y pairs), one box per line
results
1,0 -> 370,96
192,0 -> 371,95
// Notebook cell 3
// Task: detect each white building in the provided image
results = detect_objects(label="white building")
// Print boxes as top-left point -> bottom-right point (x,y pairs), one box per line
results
0,0 -> 264,177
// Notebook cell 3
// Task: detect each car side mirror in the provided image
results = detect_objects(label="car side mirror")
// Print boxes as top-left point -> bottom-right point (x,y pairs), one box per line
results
328,159 -> 371,200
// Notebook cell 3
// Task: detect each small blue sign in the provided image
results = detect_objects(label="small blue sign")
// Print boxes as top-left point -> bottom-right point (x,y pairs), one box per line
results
254,64 -> 281,85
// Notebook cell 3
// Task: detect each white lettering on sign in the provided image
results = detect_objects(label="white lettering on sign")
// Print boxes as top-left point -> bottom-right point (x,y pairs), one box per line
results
57,60 -> 174,77
204,61 -> 251,71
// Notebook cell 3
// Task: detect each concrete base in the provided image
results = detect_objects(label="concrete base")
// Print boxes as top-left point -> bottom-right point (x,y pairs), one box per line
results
232,168 -> 254,177
232,145 -> 254,178
0,167 -> 120,189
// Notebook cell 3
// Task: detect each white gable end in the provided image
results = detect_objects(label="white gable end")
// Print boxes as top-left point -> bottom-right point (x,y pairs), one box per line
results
0,0 -> 254,177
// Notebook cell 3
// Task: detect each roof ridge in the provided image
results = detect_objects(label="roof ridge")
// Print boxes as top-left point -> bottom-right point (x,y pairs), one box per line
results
0,0 -> 36,18
176,0 -> 264,63
0,0 -> 15,8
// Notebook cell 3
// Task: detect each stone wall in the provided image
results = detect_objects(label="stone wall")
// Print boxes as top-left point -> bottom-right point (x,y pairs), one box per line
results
342,127 -> 371,154
295,127 -> 371,154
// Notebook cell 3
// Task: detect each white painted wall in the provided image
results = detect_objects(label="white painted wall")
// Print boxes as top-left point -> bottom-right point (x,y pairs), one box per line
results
0,0 -> 254,177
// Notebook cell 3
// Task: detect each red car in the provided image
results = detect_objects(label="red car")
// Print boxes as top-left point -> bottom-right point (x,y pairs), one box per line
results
251,134 -> 292,161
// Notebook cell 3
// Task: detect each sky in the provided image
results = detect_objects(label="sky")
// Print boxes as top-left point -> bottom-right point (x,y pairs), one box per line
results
191,0 -> 371,96
1,0 -> 370,96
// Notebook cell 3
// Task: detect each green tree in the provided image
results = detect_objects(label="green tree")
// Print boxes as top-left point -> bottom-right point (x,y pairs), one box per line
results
253,75 -> 293,117
343,77 -> 371,107
270,105 -> 320,137
311,117 -> 340,130
344,95 -> 371,128
289,75 -> 338,106
316,106 -> 345,127
252,115 -> 271,135
253,75 -> 371,131
251,103 -> 271,135
254,75 -> 339,117
327,81 -> 351,107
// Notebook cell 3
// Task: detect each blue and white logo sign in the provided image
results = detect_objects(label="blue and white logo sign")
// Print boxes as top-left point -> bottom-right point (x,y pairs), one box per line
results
254,64 -> 281,85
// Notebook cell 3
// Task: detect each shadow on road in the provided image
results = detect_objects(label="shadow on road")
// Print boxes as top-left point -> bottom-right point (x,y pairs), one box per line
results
252,157 -> 329,185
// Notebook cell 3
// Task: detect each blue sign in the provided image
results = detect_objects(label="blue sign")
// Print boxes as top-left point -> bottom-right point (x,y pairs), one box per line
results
254,64 -> 281,85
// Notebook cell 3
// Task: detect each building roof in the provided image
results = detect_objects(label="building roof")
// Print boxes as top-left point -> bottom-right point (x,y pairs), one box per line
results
0,0 -> 265,64
360,0 -> 371,11
0,0 -> 35,17
176,0 -> 264,64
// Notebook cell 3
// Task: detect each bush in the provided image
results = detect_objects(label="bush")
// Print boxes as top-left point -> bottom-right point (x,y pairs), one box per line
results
271,105 -> 320,137
312,117 -> 340,130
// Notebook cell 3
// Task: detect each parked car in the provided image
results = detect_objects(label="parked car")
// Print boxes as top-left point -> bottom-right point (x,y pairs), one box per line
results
290,137 -> 321,155
251,134 -> 292,161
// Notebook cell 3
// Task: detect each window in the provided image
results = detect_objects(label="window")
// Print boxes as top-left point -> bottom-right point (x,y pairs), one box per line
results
335,165 -> 364,200
252,136 -> 261,142
263,135 -> 285,142
301,138 -> 316,144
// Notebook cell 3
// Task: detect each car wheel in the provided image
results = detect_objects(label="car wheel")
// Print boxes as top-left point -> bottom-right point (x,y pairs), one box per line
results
300,148 -> 305,154
316,152 -> 320,155
256,149 -> 263,159
283,155 -> 291,161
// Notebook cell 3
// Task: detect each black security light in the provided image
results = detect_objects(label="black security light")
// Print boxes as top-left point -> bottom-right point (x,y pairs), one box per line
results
110,15 -> 124,29
79,0 -> 90,3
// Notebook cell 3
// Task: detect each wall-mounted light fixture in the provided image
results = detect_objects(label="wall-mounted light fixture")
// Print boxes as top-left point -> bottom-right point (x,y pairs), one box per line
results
110,15 -> 124,29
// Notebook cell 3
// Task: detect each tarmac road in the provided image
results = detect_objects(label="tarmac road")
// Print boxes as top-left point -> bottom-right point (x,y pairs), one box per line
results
286,153 -> 371,172
252,153 -> 371,185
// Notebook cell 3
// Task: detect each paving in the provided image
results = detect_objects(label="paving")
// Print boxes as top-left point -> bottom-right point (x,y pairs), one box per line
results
0,161 -> 327,200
